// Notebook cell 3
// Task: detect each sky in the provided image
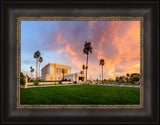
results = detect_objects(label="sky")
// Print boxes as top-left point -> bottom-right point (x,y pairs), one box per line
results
21,20 -> 140,80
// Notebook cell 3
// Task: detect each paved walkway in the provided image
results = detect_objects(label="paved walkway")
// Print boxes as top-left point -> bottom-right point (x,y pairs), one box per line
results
102,84 -> 140,88
25,83 -> 140,88
27,84 -> 82,88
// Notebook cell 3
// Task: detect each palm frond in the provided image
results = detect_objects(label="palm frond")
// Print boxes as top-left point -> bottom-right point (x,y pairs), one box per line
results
100,59 -> 105,65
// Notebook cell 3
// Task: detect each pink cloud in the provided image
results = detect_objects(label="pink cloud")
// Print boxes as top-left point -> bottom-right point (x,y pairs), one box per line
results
43,21 -> 140,79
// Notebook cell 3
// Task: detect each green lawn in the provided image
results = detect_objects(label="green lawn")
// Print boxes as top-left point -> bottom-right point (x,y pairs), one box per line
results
20,85 -> 140,105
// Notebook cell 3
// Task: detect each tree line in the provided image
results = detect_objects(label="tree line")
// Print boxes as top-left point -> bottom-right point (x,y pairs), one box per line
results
115,73 -> 140,84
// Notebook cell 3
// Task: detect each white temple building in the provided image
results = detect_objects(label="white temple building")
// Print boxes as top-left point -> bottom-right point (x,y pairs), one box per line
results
41,63 -> 85,82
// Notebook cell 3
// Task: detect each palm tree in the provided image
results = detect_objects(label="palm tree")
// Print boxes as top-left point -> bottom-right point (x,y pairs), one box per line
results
80,70 -> 83,74
30,66 -> 34,78
39,57 -> 43,77
62,69 -> 66,80
99,59 -> 105,84
31,68 -> 34,78
126,73 -> 130,77
83,41 -> 93,83
126,73 -> 130,83
34,50 -> 41,79
30,66 -> 33,77
82,64 -> 85,74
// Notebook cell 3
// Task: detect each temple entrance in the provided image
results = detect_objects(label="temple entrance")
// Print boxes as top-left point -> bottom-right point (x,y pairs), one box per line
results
79,77 -> 84,81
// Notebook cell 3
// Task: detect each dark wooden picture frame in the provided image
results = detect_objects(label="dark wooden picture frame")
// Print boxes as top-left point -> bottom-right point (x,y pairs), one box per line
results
1,0 -> 159,124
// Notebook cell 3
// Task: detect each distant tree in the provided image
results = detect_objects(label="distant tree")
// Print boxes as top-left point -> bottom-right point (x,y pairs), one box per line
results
62,69 -> 66,80
125,73 -> 130,82
119,76 -> 123,80
30,66 -> 34,79
99,59 -> 105,84
80,70 -> 83,74
130,73 -> 140,77
115,76 -> 119,82
119,76 -> 123,83
125,77 -> 129,82
83,41 -> 93,83
130,73 -> 140,83
126,73 -> 130,77
20,72 -> 25,85
133,76 -> 139,81
34,50 -> 41,79
82,64 -> 86,74
39,56 -> 43,77
103,79 -> 107,83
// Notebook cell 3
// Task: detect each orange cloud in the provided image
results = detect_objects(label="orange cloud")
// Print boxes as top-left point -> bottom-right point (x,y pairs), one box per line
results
57,32 -> 66,44
65,45 -> 77,56
57,49 -> 64,55
88,21 -> 140,79
47,21 -> 140,79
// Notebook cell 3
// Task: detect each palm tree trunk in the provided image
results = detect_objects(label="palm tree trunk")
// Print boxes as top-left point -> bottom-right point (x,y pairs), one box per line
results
102,65 -> 103,84
36,58 -> 38,79
63,73 -> 64,80
86,54 -> 88,83
39,63 -> 41,78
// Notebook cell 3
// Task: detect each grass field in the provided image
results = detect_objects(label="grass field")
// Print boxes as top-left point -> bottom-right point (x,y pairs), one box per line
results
20,85 -> 140,105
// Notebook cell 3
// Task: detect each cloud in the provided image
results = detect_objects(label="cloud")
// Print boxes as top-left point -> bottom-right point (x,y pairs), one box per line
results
54,21 -> 140,78
57,32 -> 66,44
22,21 -> 140,79
86,21 -> 140,78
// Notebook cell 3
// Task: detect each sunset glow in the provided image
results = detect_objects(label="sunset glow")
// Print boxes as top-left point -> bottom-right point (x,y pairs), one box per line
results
21,20 -> 140,79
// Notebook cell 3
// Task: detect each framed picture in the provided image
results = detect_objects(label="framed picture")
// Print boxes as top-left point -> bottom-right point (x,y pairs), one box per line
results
1,0 -> 159,124
17,16 -> 144,109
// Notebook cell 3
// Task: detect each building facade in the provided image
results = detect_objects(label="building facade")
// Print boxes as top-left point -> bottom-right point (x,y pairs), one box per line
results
65,73 -> 86,82
41,63 -> 71,81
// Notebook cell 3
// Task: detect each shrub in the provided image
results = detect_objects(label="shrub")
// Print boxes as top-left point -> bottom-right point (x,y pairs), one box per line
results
103,79 -> 107,83
20,72 -> 25,85
74,81 -> 77,84
62,79 -> 67,81
59,81 -> 62,84
30,79 -> 34,82
20,78 -> 26,85
34,80 -> 39,86
120,79 -> 126,83
36,78 -> 42,82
